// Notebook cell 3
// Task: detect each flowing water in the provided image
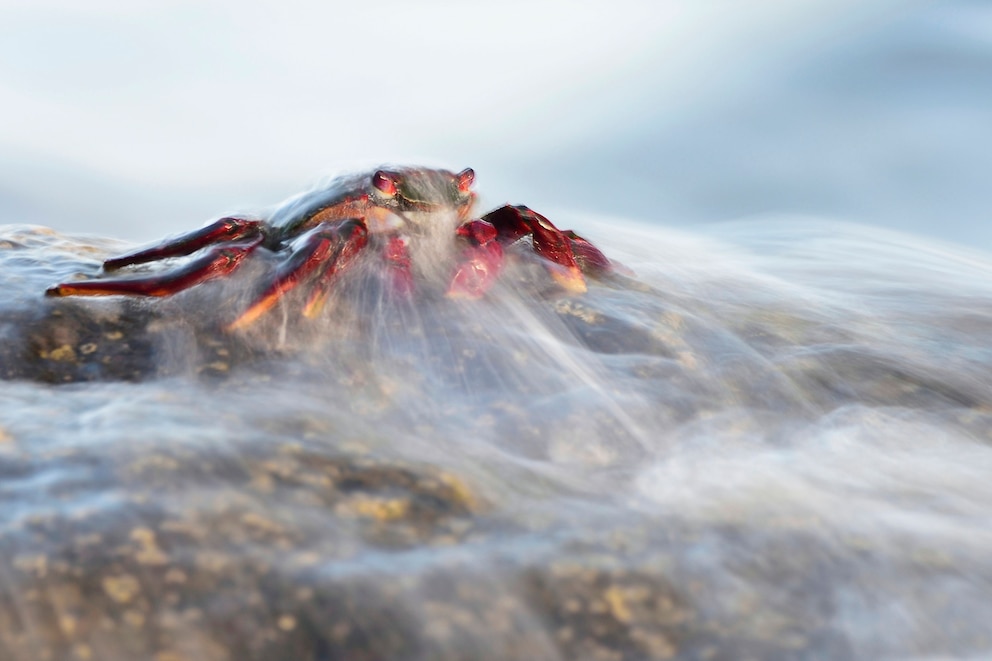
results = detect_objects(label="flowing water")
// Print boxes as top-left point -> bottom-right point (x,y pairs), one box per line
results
0,217 -> 991,660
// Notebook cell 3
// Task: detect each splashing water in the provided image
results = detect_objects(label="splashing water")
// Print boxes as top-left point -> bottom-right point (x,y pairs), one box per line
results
0,216 -> 991,660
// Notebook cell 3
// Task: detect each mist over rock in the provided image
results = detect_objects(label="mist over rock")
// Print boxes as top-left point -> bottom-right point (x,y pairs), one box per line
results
1,220 -> 992,659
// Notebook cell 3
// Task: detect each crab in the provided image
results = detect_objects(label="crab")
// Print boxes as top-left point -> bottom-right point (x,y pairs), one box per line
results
46,166 -> 612,330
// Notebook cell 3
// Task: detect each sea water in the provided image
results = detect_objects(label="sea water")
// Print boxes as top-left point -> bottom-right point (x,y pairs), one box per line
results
0,216 -> 990,659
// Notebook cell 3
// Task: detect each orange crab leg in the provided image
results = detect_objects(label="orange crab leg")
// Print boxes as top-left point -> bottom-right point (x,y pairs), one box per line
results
480,205 -> 593,293
46,239 -> 263,298
227,219 -> 368,331
103,218 -> 265,270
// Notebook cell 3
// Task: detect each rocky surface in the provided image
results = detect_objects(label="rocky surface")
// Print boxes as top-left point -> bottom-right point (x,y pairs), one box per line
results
2,223 -> 992,660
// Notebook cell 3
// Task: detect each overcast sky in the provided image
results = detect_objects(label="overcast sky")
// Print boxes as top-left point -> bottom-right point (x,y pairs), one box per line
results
3,1 -> 990,251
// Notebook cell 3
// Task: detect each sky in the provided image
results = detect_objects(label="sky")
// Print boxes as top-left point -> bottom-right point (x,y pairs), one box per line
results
1,1 -> 990,251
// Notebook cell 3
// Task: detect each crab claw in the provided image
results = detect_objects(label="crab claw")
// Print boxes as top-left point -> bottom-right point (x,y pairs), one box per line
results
479,205 -> 592,294
447,220 -> 504,299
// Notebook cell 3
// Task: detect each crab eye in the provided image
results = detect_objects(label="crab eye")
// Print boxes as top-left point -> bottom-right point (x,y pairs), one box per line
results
372,170 -> 397,197
456,168 -> 475,192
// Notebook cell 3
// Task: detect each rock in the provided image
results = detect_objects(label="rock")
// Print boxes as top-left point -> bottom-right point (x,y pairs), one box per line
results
2,223 -> 992,659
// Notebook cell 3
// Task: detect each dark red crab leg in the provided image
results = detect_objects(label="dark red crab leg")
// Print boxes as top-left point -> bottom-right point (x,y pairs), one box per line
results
481,205 -> 598,293
103,217 -> 264,270
301,220 -> 371,318
563,230 -> 611,275
447,219 -> 504,299
46,239 -> 263,298
381,236 -> 415,299
227,219 -> 368,331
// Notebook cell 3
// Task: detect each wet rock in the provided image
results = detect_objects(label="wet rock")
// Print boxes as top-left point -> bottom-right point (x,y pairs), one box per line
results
2,224 -> 992,660
0,437 -> 867,661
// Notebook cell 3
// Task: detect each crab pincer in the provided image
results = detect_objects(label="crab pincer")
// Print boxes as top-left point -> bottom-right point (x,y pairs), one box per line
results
446,220 -> 505,299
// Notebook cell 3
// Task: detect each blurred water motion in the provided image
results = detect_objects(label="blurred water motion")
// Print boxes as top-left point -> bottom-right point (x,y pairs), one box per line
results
0,215 -> 991,658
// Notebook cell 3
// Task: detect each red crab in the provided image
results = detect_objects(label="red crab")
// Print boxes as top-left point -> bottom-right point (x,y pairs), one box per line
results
46,166 -> 612,330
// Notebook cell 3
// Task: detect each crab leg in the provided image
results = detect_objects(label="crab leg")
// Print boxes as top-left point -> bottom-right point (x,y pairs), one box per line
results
563,230 -> 612,275
301,221 -> 371,317
103,218 -> 265,270
447,220 -> 504,299
382,236 -> 415,298
481,205 -> 600,293
46,239 -> 263,298
227,219 -> 368,331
